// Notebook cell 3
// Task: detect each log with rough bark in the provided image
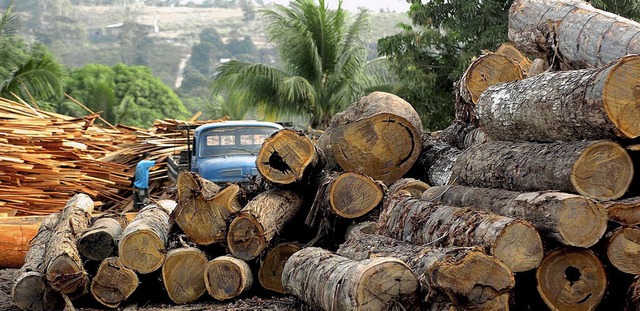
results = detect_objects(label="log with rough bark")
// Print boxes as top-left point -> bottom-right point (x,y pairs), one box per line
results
608,227 -> 640,275
12,213 -> 61,311
388,178 -> 429,198
603,197 -> 640,226
162,247 -> 208,304
344,221 -> 377,241
458,53 -> 524,105
496,43 -> 532,73
90,257 -> 138,308
421,186 -> 608,247
509,0 -> 640,69
628,276 -> 640,311
256,129 -> 324,185
258,243 -> 301,294
337,234 -> 514,307
417,137 -> 462,187
378,192 -> 543,272
282,247 -> 419,311
477,55 -> 640,141
175,172 -> 242,245
77,216 -> 126,261
204,255 -> 253,301
227,188 -> 305,260
45,193 -> 95,295
536,248 -> 607,311
317,91 -> 423,186
450,140 -> 633,201
118,200 -> 176,274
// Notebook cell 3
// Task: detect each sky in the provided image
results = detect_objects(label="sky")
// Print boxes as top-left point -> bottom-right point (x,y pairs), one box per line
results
265,0 -> 411,13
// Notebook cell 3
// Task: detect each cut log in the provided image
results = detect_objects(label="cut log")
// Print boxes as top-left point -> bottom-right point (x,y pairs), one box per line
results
628,276 -> 640,311
12,213 -> 61,311
603,197 -> 640,226
509,0 -> 640,69
310,171 -> 384,220
256,129 -> 323,185
282,247 -> 419,311
227,188 -> 304,260
388,178 -> 429,198
450,140 -> 633,201
258,243 -> 301,294
162,247 -> 208,304
317,91 -> 423,186
45,193 -> 95,295
459,53 -> 523,105
0,216 -> 43,268
118,200 -> 176,274
90,257 -> 138,308
496,43 -> 532,73
204,255 -> 253,301
175,172 -> 242,245
608,227 -> 640,275
425,294 -> 509,311
417,137 -> 462,187
337,234 -> 514,307
344,221 -> 377,241
527,58 -> 549,76
536,248 -> 607,311
77,216 -> 126,261
421,186 -> 608,247
477,55 -> 640,141
378,191 -> 543,272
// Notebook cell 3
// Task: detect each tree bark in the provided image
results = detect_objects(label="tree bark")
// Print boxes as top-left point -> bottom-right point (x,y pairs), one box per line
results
317,91 -> 423,186
477,55 -> 640,141
344,221 -> 377,241
388,178 -> 429,198
337,234 -> 514,308
603,197 -> 640,226
459,52 -> 524,105
536,247 -> 607,311
118,200 -> 176,274
162,247 -> 208,304
282,247 -> 419,311
417,136 -> 461,187
421,185 -> 608,247
258,243 -> 301,294
608,227 -> 640,275
451,140 -> 633,201
378,192 -> 543,272
90,257 -> 138,308
227,188 -> 304,260
77,216 -> 126,261
204,255 -> 253,301
509,0 -> 640,69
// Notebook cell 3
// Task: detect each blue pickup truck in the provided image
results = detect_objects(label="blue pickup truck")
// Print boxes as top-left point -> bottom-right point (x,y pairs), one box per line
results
167,120 -> 283,183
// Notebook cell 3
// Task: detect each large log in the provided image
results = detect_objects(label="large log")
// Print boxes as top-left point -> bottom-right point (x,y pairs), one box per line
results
162,247 -> 208,304
282,247 -> 419,311
496,43 -> 532,73
45,193 -> 95,295
536,248 -> 607,311
309,171 -> 384,220
421,186 -> 608,247
417,137 -> 462,187
459,53 -> 523,105
204,255 -> 253,301
603,197 -> 640,226
477,55 -> 640,141
90,257 -> 139,308
258,243 -> 301,294
607,227 -> 640,275
0,216 -> 43,268
509,0 -> 640,69
378,192 -> 543,272
77,216 -> 126,261
337,234 -> 514,307
317,91 -> 423,186
118,200 -> 176,274
450,140 -> 633,201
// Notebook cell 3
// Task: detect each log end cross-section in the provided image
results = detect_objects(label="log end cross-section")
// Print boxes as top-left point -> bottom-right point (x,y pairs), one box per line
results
162,247 -> 208,305
603,55 -> 640,139
607,227 -> 640,275
258,243 -> 301,294
256,129 -> 320,185
329,171 -> 384,218
492,219 -> 544,273
90,257 -> 139,309
204,255 -> 253,301
460,52 -> 524,104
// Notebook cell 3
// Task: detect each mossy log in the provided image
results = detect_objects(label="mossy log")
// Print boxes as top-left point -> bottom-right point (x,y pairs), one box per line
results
90,257 -> 138,308
77,217 -> 126,261
162,247 -> 208,304
459,53 -> 524,105
608,227 -> 640,275
204,255 -> 253,301
603,197 -> 640,226
258,243 -> 301,294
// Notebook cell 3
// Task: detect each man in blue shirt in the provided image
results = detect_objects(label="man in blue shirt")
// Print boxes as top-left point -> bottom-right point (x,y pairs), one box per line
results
133,152 -> 156,210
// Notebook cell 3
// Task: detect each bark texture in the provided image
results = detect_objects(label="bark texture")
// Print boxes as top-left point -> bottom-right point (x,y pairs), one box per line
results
77,217 -> 126,261
162,247 -> 208,304
459,53 -> 524,105
90,257 -> 138,308
607,227 -> 640,275
204,255 -> 253,301
417,136 -> 461,187
258,243 -> 301,294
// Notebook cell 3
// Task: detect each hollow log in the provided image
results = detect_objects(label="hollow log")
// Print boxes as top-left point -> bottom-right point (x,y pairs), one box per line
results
378,192 -> 543,272
90,257 -> 138,308
227,188 -> 304,260
256,129 -> 324,185
258,243 -> 301,294
204,255 -> 253,301
388,178 -> 429,198
628,276 -> 640,311
496,43 -> 532,72
45,193 -> 94,295
509,0 -> 640,69
477,55 -> 640,141
536,248 -> 607,311
317,91 -> 423,186
421,186 -> 608,247
118,200 -> 176,274
12,213 -> 61,311
603,197 -> 640,226
458,53 -> 523,105
77,217 -> 126,261
451,140 -> 633,201
608,227 -> 640,275
282,247 -> 419,311
162,247 -> 208,304
337,234 -> 514,307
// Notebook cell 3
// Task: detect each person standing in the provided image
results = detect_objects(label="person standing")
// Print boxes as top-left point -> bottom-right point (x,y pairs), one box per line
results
133,152 -> 156,210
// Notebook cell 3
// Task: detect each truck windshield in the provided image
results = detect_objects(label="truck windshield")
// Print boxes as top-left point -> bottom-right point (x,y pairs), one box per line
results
199,126 -> 279,158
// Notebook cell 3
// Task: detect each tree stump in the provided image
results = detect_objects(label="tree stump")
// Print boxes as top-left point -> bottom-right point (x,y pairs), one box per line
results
258,243 -> 301,294
77,217 -> 126,261
162,247 -> 208,304
256,129 -> 323,185
204,255 -> 253,301
90,257 -> 138,308
608,227 -> 640,275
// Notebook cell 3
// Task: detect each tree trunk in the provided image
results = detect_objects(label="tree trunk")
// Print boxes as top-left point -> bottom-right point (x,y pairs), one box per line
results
536,247 -> 607,311
388,178 -> 429,198
478,55 -> 640,141
378,192 -> 543,272
451,140 -> 633,201
77,216 -> 126,261
317,91 -> 423,186
459,52 -> 524,105
256,129 -> 324,185
258,243 -> 301,294
509,0 -> 640,69
496,43 -> 532,73
282,247 -> 419,311
118,200 -> 176,274
12,213 -> 61,311
608,227 -> 640,275
227,188 -> 304,260
175,172 -> 242,245
627,276 -> 640,311
603,197 -> 640,226
337,234 -> 514,308
417,136 -> 461,187
204,255 -> 253,301
421,185 -> 608,247
45,193 -> 95,295
162,247 -> 208,304
90,257 -> 138,308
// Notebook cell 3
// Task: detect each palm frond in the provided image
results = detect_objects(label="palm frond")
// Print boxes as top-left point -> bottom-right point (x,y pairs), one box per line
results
1,52 -> 65,101
0,1 -> 20,39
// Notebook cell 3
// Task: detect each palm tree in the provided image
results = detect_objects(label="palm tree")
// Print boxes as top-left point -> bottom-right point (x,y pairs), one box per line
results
211,0 -> 396,129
